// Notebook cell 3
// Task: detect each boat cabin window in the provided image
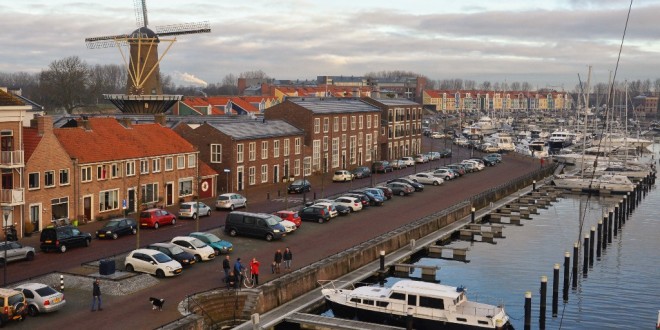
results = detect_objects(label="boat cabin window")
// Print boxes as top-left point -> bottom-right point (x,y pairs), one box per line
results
390,292 -> 405,300
362,299 -> 374,306
376,301 -> 389,308
407,294 -> 417,306
350,298 -> 361,303
457,317 -> 467,322
478,320 -> 489,325
419,296 -> 444,309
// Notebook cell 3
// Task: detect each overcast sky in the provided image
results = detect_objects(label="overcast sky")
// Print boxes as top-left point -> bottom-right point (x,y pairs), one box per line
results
1,0 -> 659,89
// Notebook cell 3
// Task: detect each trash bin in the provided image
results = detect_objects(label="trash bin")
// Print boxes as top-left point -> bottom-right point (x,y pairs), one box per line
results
99,259 -> 115,275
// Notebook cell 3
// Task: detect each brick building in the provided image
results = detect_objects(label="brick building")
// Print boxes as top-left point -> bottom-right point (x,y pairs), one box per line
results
264,98 -> 381,172
362,98 -> 423,160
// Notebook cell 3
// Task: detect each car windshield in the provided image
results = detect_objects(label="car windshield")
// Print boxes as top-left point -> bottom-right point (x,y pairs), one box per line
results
204,234 -> 221,243
180,205 -> 192,210
35,286 -> 57,297
153,253 -> 173,263
170,245 -> 185,254
265,215 -> 281,226
106,220 -> 121,228
190,238 -> 207,248
292,180 -> 304,186
8,294 -> 23,306
218,196 -> 229,201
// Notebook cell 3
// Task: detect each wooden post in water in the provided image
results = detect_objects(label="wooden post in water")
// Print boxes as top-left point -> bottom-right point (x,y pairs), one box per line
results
406,307 -> 414,330
596,220 -> 602,258
618,199 -> 624,228
608,210 -> 613,244
589,226 -> 595,267
602,215 -> 608,251
613,206 -> 619,236
563,252 -> 570,302
524,291 -> 532,330
572,242 -> 578,288
539,276 -> 547,330
552,264 -> 559,317
582,233 -> 589,277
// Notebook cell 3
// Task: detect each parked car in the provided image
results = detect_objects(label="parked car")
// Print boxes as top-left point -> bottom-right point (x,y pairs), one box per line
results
432,168 -> 456,180
139,208 -> 176,229
408,172 -> 444,186
0,242 -> 35,266
454,137 -> 469,146
333,196 -> 363,212
312,202 -> 339,218
374,185 -> 393,200
386,182 -> 415,196
189,232 -> 233,255
390,159 -> 406,170
287,179 -> 311,194
362,187 -> 387,201
458,161 -> 478,172
333,203 -> 352,216
178,202 -> 212,219
439,148 -> 452,158
171,236 -> 216,262
413,154 -> 429,163
14,283 -> 65,316
387,178 -> 424,192
224,212 -> 286,241
124,248 -> 182,277
298,206 -> 331,223
400,157 -> 415,167
215,193 -> 247,211
0,288 -> 27,325
485,153 -> 503,163
275,217 -> 298,233
468,158 -> 490,167
431,132 -> 445,139
426,151 -> 441,161
461,159 -> 484,171
95,218 -> 137,239
332,170 -> 354,182
447,164 -> 467,176
351,166 -> 372,179
372,161 -> 394,173
274,210 -> 302,227
478,156 -> 497,166
146,242 -> 196,268
343,193 -> 371,208
350,189 -> 384,206
40,225 -> 92,253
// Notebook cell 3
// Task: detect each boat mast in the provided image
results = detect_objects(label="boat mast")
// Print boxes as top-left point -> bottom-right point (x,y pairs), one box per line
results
580,65 -> 592,177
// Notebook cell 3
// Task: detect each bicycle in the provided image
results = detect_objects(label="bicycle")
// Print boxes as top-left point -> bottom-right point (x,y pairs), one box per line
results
241,268 -> 254,288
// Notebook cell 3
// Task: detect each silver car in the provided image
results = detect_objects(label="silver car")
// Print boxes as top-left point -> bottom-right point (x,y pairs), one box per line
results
215,193 -> 247,210
178,202 -> 212,219
0,241 -> 35,265
14,283 -> 65,316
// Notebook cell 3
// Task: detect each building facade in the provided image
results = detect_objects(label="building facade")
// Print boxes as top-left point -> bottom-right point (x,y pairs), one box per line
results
362,98 -> 423,161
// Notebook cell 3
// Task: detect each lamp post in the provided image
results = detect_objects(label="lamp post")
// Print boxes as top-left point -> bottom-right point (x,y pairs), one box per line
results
321,157 -> 327,199
224,169 -> 231,193
2,206 -> 12,286
471,207 -> 476,223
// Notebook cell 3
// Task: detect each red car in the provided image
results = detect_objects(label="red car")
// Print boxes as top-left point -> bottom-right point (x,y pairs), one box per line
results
275,211 -> 302,228
140,208 -> 177,229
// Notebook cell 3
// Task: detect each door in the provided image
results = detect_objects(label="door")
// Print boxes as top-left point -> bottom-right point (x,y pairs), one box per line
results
1,171 -> 12,189
237,167 -> 244,191
273,165 -> 279,184
166,183 -> 173,206
127,188 -> 136,214
83,196 -> 92,222
29,204 -> 41,232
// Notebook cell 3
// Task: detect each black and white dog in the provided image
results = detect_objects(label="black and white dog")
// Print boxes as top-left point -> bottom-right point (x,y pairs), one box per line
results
149,297 -> 165,311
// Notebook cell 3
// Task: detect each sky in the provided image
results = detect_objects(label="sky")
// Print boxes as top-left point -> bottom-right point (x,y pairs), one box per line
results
1,0 -> 659,89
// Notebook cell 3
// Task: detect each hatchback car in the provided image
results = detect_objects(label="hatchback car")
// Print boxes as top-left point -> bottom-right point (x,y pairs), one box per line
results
95,218 -> 137,239
146,242 -> 196,268
124,248 -> 182,277
374,185 -> 393,200
343,193 -> 371,208
350,190 -> 384,206
287,179 -> 311,194
387,178 -> 424,192
215,193 -> 247,210
14,283 -> 65,316
333,196 -> 363,212
332,170 -> 353,182
0,288 -> 27,325
439,148 -> 452,158
312,202 -> 339,218
413,154 -> 429,163
425,152 -> 441,161
351,166 -> 372,179
446,164 -> 467,176
372,161 -> 393,173
188,232 -> 233,255
432,168 -> 456,180
178,202 -> 212,219
386,182 -> 415,196
409,173 -> 444,186
0,242 -> 35,266
170,236 -> 216,262
139,208 -> 176,229
400,157 -> 415,167
390,159 -> 406,170
298,206 -> 331,223
275,210 -> 302,227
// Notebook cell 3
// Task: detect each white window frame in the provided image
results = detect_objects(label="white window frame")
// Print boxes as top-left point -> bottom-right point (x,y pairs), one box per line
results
97,165 -> 108,180
248,166 -> 256,185
59,169 -> 70,186
249,142 -> 256,161
283,139 -> 290,156
152,158 -> 161,173
164,158 -> 173,171
188,154 -> 196,168
314,118 -> 320,134
177,155 -> 185,169
261,164 -> 268,183
237,143 -> 244,163
126,161 -> 136,176
333,117 -> 339,132
261,141 -> 268,160
273,140 -> 280,158
111,163 -> 121,178
342,117 -> 347,131
140,160 -> 149,174
141,183 -> 159,204
44,170 -> 55,188
211,144 -> 222,163
81,167 -> 92,183
99,189 -> 120,212
294,159 -> 301,176
294,138 -> 301,155
323,118 -> 329,133
178,178 -> 194,197
332,138 -> 339,168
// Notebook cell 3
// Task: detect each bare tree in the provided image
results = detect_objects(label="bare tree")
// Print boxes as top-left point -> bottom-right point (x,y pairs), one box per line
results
238,70 -> 269,80
509,82 -> 521,91
479,81 -> 491,90
39,56 -> 90,113
87,64 -> 126,102
464,80 -> 476,90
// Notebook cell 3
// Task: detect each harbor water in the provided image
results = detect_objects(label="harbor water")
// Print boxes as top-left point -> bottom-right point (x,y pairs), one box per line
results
321,185 -> 660,329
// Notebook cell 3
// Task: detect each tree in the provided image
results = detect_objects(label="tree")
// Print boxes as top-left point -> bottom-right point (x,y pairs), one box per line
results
39,56 -> 90,113
238,70 -> 269,80
87,64 -> 126,102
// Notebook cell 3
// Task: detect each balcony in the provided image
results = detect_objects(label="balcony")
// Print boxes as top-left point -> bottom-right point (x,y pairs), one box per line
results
0,150 -> 24,168
0,188 -> 24,206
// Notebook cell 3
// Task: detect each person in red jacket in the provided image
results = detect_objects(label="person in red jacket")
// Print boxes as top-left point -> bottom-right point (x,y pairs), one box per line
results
249,257 -> 260,286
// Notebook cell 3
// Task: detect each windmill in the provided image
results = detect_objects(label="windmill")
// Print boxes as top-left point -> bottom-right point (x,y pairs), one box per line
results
85,0 -> 210,113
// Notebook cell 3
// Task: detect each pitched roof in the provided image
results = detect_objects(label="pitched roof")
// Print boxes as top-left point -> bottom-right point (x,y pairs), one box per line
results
209,119 -> 303,140
369,98 -> 420,106
0,89 -> 25,106
288,98 -> 380,114
22,128 -> 42,162
54,117 -> 196,163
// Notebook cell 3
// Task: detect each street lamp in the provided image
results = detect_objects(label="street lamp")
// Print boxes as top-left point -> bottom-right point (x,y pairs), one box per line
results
224,169 -> 231,193
2,206 -> 12,286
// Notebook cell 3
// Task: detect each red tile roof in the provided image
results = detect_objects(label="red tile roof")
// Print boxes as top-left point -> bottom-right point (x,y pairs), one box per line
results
0,89 -> 24,106
22,128 -> 42,162
54,117 -> 196,163
199,160 -> 217,177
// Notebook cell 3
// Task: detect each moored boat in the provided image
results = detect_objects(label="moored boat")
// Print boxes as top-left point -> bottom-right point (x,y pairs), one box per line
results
552,174 -> 635,193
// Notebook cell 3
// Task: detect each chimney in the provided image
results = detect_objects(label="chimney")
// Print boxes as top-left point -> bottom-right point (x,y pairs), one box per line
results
30,115 -> 53,137
120,117 -> 132,128
154,113 -> 167,126
80,118 -> 91,131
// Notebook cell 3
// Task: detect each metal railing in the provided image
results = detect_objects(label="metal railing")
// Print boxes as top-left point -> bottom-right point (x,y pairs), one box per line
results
0,150 -> 23,166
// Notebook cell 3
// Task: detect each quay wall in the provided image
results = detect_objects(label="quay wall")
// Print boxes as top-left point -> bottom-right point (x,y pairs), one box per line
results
182,163 -> 556,327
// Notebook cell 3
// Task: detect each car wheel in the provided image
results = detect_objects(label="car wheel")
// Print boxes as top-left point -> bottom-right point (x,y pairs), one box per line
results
346,208 -> 351,214
125,264 -> 134,272
230,204 -> 235,211
206,210 -> 211,217
132,228 -> 137,235
171,218 -> 176,225
27,305 -> 39,317
265,233 -> 274,241
192,213 -> 198,220
229,228 -> 238,237
154,222 -> 160,229
317,217 -> 325,224
85,239 -> 91,247
156,269 -> 165,278
112,233 -> 119,240
59,245 -> 67,253
25,251 -> 34,261
399,191 -> 405,196
194,255 -> 201,262
433,181 -> 439,186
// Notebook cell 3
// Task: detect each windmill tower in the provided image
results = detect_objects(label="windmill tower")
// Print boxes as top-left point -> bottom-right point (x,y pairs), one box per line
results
85,0 -> 210,113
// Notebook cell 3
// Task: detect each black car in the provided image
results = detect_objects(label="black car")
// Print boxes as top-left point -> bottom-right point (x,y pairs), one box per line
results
343,193 -> 371,208
298,206 -> 331,223
95,218 -> 137,240
479,156 -> 497,166
439,149 -> 452,158
40,225 -> 92,253
387,178 -> 424,192
146,242 -> 196,268
334,204 -> 352,216
372,161 -> 393,173
351,166 -> 372,179
287,179 -> 311,194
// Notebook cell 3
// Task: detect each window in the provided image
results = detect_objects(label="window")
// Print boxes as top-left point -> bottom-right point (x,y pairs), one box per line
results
179,178 -> 193,196
367,115 -> 372,128
59,169 -> 69,185
331,138 -> 339,168
164,157 -> 173,171
333,117 -> 339,132
248,166 -> 256,185
407,294 -> 418,306
314,118 -> 320,133
211,144 -> 222,163
376,301 -> 389,308
152,158 -> 161,173
51,197 -> 69,220
349,136 -> 356,164
323,136 -> 328,151
126,161 -> 136,176
341,134 -> 346,149
99,189 -> 119,212
188,154 -> 196,168
374,115 -> 379,127
294,159 -> 301,176
28,172 -> 40,189
140,160 -> 149,174
44,171 -> 54,188
249,142 -> 256,161
303,157 -> 312,176
312,140 -> 320,169
81,167 -> 92,183
342,117 -> 347,131
111,163 -> 121,178
273,140 -> 280,158
261,165 -> 268,183
237,143 -> 244,163
294,138 -> 301,155
283,139 -> 290,156
350,116 -> 356,130
141,183 -> 158,204
323,118 -> 329,133
419,296 -> 444,309
97,165 -> 108,180
359,115 -> 363,129
261,141 -> 268,159
177,155 -> 185,169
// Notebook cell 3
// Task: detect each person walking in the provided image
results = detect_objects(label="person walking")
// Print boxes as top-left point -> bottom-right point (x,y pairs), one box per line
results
222,255 -> 231,284
234,258 -> 244,287
249,257 -> 260,286
91,278 -> 102,311
283,247 -> 293,270
226,271 -> 239,289
274,249 -> 283,274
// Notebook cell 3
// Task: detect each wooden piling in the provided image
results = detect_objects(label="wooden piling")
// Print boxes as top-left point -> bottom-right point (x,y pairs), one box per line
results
540,276 -> 547,330
552,264 -> 559,317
